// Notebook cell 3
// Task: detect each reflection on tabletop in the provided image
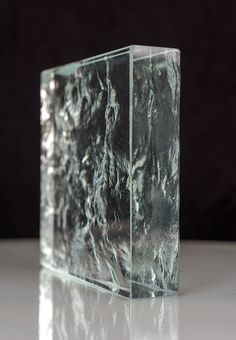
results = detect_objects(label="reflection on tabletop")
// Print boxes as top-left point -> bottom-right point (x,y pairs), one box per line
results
39,269 -> 178,340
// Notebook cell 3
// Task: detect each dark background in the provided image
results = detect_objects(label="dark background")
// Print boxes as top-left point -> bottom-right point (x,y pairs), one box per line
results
0,0 -> 235,240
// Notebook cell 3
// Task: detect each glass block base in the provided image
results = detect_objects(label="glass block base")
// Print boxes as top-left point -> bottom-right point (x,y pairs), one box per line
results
39,269 -> 179,339
40,45 -> 180,298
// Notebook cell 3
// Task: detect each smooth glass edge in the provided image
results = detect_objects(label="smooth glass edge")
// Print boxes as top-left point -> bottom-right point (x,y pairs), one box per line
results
40,45 -> 180,82
40,262 -> 178,300
175,49 -> 180,293
177,53 -> 181,294
40,261 -> 131,299
41,46 -> 131,82
129,46 -> 134,300
132,45 -> 180,62
132,281 -> 178,299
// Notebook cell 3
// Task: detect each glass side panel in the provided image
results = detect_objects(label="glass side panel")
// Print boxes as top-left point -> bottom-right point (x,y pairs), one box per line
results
40,48 -> 131,297
131,46 -> 180,297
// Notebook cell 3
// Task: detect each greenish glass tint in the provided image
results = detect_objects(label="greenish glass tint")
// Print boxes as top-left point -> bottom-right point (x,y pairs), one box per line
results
40,46 -> 180,298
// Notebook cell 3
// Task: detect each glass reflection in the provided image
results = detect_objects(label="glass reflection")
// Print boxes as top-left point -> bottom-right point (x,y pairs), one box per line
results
39,269 -> 178,340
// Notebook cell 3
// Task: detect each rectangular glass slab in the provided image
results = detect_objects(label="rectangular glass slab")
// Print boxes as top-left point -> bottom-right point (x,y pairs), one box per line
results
40,45 -> 180,298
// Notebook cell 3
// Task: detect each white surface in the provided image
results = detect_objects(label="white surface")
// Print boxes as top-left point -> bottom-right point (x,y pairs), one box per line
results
0,240 -> 236,340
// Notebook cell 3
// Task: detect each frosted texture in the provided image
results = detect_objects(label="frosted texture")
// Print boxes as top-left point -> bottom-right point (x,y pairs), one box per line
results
40,46 -> 180,298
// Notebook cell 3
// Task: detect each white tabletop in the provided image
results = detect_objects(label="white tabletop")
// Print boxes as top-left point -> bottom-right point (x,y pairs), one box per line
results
0,240 -> 235,340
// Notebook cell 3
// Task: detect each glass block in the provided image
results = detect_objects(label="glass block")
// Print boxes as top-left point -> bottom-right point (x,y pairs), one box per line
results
40,45 -> 180,298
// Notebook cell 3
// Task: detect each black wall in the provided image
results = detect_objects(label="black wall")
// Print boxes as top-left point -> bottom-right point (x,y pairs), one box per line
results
0,0 -> 236,240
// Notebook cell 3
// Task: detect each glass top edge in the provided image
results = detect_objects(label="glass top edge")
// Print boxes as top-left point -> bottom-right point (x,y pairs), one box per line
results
41,45 -> 180,78
41,46 -> 132,78
130,44 -> 180,52
131,45 -> 180,62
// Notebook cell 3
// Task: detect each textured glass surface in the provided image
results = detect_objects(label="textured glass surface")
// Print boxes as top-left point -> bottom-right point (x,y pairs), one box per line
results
40,45 -> 180,298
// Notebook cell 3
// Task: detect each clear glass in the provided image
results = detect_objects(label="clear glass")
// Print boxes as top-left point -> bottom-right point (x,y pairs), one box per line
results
40,45 -> 180,298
